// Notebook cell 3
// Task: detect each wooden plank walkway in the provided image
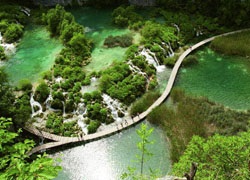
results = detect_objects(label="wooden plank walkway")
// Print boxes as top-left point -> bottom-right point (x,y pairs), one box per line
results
26,29 -> 249,155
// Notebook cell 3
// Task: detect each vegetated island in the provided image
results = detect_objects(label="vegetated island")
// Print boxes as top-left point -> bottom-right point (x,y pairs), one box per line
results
0,0 -> 250,179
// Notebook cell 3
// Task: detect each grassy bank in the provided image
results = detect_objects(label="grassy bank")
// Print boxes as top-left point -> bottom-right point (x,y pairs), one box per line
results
130,91 -> 161,116
148,89 -> 250,162
210,30 -> 250,57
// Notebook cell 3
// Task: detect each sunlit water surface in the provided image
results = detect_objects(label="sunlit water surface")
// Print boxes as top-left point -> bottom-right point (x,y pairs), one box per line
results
5,25 -> 62,85
53,122 -> 171,180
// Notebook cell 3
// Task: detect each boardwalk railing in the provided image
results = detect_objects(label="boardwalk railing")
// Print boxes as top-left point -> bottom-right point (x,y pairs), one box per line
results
26,29 -> 249,155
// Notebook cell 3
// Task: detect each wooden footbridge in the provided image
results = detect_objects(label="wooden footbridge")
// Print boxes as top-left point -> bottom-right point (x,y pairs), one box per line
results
25,29 -> 248,155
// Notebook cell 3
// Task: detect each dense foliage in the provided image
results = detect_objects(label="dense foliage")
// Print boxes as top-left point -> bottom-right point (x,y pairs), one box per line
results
156,0 -> 250,28
122,123 -> 157,180
211,30 -> 250,57
0,46 -> 6,60
104,34 -> 133,48
0,68 -> 31,128
0,117 -> 61,179
130,91 -> 161,116
112,6 -> 143,29
100,62 -> 147,105
0,5 -> 26,43
148,89 -> 250,162
45,113 -> 80,136
173,131 -> 250,180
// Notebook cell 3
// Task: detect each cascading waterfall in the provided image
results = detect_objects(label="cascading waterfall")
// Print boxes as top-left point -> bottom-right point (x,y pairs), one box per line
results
62,101 -> 66,117
81,76 -> 99,94
55,77 -> 64,84
140,48 -> 166,72
162,42 -> 175,57
102,94 -> 128,123
127,60 -> 148,79
30,93 -> 43,117
75,103 -> 88,135
173,23 -> 180,34
0,32 -> 16,56
20,7 -> 31,16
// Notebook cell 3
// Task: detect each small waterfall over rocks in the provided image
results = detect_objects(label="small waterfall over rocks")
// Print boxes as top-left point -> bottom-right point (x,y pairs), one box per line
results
102,94 -> 128,124
0,32 -> 16,56
30,93 -> 43,118
140,48 -> 166,72
127,60 -> 148,79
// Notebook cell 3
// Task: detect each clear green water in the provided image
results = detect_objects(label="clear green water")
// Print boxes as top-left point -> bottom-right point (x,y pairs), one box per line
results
69,7 -> 130,73
176,47 -> 250,110
5,25 -> 62,85
53,122 -> 171,180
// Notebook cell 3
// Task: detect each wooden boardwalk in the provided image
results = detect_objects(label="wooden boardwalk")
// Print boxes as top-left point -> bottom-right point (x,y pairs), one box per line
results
26,29 -> 248,155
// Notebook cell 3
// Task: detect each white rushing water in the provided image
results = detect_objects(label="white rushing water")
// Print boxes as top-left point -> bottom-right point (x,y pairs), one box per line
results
140,48 -> 166,72
127,60 -> 148,78
30,93 -> 43,118
0,32 -> 16,56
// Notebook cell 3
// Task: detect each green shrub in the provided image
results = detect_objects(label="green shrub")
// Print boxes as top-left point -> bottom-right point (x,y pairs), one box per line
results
104,34 -> 133,48
183,55 -> 198,66
18,79 -> 32,91
130,91 -> 160,116
87,120 -> 101,134
35,82 -> 50,103
3,23 -> 23,43
0,46 -> 6,60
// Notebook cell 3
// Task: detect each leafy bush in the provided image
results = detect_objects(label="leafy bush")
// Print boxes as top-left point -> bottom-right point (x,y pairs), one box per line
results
112,6 -> 143,28
3,23 -> 23,43
130,91 -> 160,116
35,82 -> 50,103
104,34 -> 133,48
87,120 -> 101,134
18,79 -> 32,91
173,131 -> 250,180
0,46 -> 6,60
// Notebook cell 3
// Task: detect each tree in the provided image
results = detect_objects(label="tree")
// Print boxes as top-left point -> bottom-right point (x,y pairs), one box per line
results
3,23 -> 23,43
0,68 -> 15,118
0,117 -> 62,179
122,123 -> 157,179
0,45 -> 6,60
35,82 -> 50,103
172,131 -> 250,180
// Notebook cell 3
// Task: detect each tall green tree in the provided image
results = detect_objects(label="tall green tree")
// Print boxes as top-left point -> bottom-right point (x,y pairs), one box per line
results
173,131 -> 250,180
122,123 -> 157,180
0,68 -> 15,118
0,117 -> 62,179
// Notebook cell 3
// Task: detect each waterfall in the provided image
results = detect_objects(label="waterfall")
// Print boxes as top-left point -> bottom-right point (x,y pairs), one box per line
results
75,103 -> 88,135
102,94 -> 128,123
0,32 -> 2,43
62,101 -> 66,117
30,93 -> 43,118
0,32 -> 16,56
162,42 -> 174,57
173,23 -> 180,34
140,48 -> 166,72
127,60 -> 148,79
167,42 -> 174,57
55,77 -> 63,84
20,7 -> 31,16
